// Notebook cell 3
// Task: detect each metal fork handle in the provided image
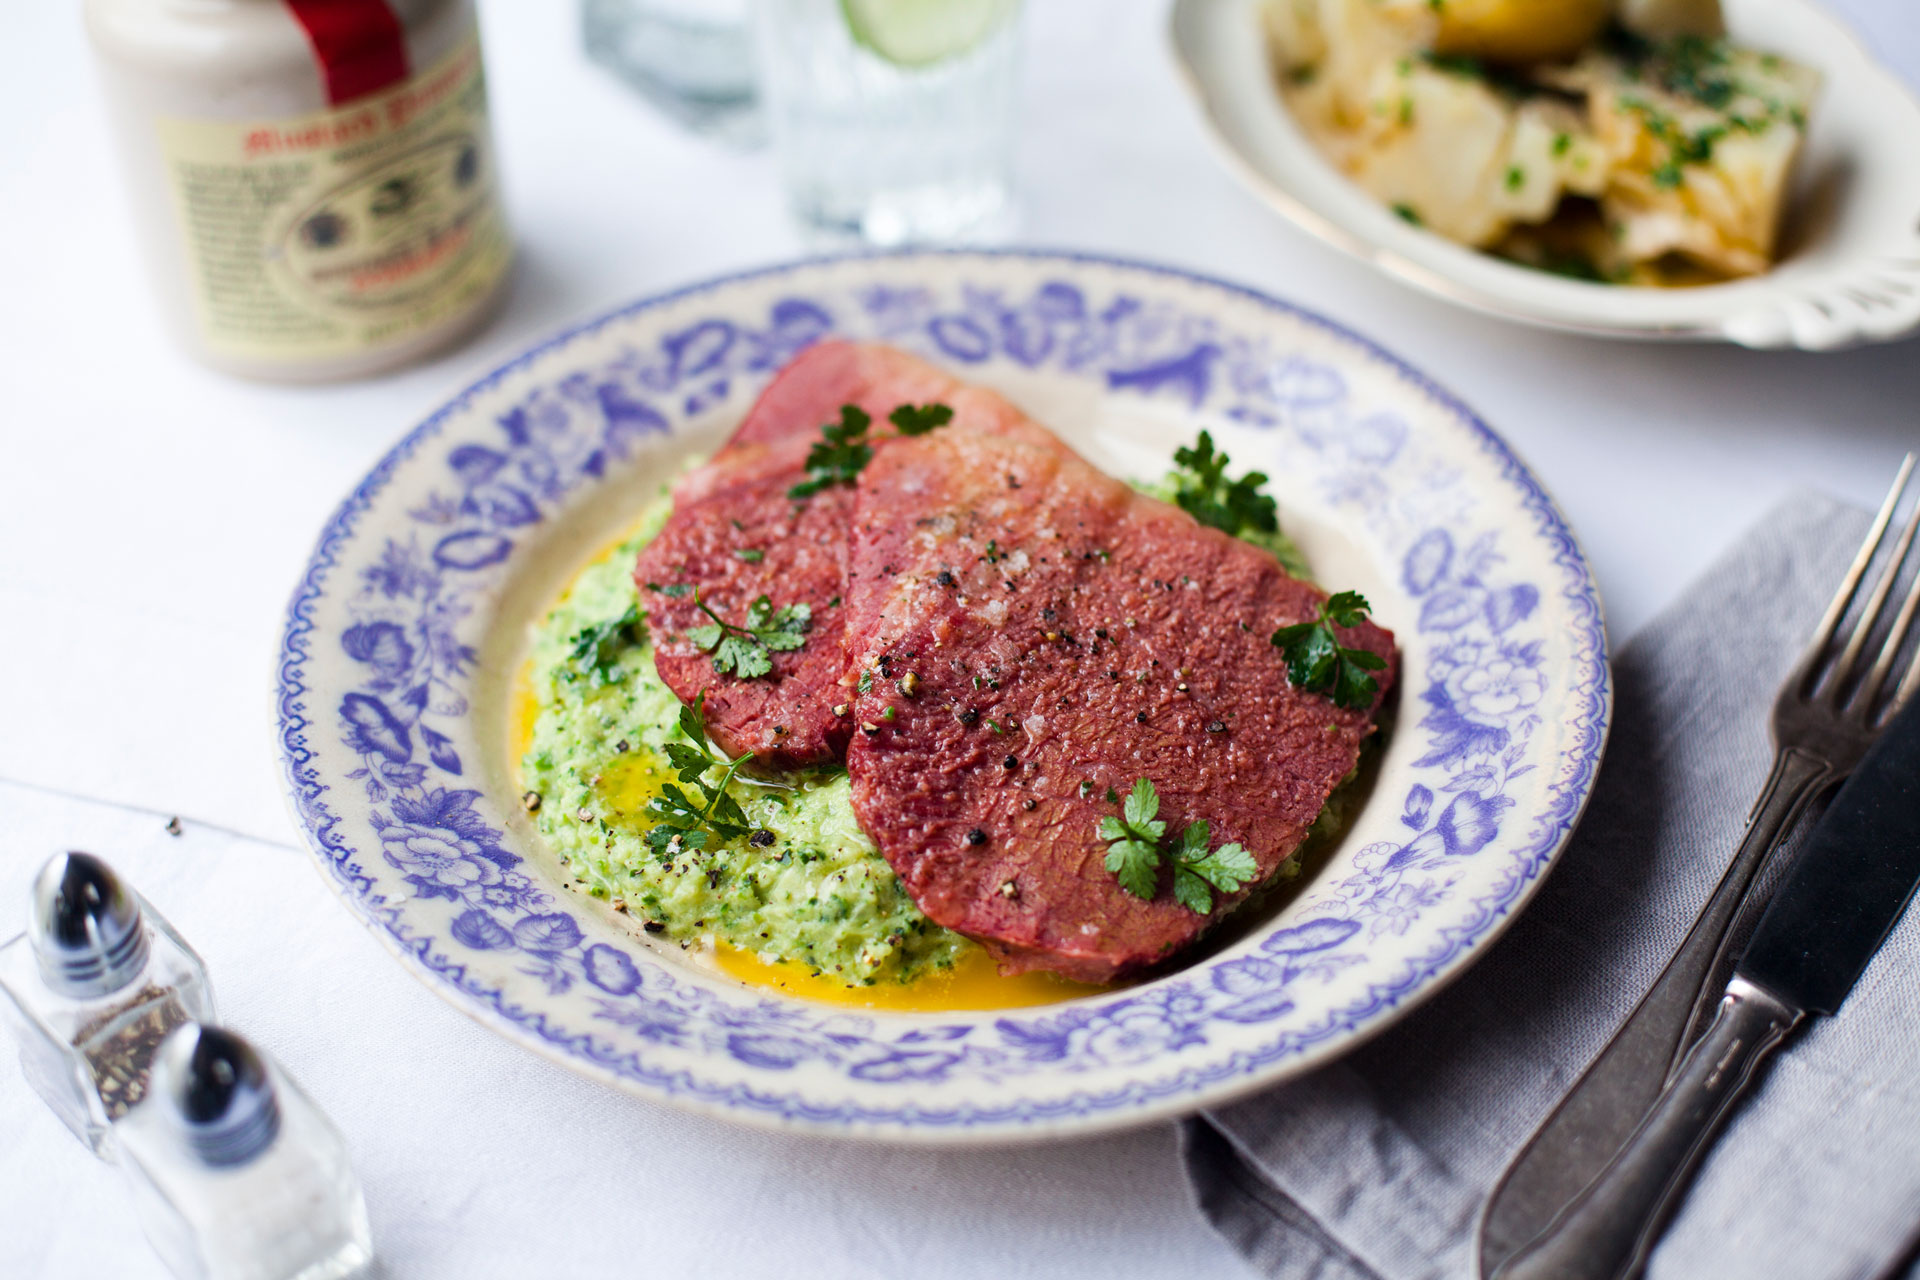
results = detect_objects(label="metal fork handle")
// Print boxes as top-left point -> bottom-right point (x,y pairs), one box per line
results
1492,978 -> 1803,1280
1477,746 -> 1831,1268
1667,746 -> 1831,1067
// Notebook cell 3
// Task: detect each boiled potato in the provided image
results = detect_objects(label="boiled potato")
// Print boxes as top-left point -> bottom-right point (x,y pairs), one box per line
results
1617,0 -> 1724,39
1429,0 -> 1613,63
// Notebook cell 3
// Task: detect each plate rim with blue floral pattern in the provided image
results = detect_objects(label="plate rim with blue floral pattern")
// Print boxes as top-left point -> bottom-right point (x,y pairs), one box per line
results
275,250 -> 1612,1143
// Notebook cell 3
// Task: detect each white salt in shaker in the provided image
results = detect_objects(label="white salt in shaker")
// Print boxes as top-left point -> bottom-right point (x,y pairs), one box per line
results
118,1024 -> 374,1280
0,851 -> 215,1157
83,0 -> 513,381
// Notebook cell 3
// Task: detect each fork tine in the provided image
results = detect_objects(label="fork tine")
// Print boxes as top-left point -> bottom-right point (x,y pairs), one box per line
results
1896,619 -> 1920,712
1867,555 -> 1920,718
1801,453 -> 1914,694
1849,474 -> 1920,718
1830,455 -> 1919,709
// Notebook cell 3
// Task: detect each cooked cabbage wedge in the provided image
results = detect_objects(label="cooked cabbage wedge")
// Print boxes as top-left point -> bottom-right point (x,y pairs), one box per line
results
1267,0 -> 1606,246
1265,0 -> 1819,282
1582,40 -> 1820,277
1345,63 -> 1607,246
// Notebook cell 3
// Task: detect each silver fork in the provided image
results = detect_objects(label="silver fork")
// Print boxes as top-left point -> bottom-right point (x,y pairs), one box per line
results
1478,454 -> 1920,1276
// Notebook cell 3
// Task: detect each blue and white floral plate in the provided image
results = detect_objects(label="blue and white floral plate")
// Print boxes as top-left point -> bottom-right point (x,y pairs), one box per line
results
276,252 -> 1611,1143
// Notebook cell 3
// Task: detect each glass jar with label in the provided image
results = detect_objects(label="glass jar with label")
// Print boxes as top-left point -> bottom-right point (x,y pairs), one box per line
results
85,0 -> 514,382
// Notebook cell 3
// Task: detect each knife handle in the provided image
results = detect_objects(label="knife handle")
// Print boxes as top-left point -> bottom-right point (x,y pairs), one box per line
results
1492,978 -> 1803,1280
1673,747 -> 1834,1063
1478,746 -> 1830,1270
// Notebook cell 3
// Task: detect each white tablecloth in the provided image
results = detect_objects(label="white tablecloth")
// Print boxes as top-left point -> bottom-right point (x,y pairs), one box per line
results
1,1 -> 1914,1276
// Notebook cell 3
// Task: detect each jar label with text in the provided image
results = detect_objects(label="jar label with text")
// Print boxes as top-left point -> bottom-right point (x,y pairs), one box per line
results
153,29 -> 510,364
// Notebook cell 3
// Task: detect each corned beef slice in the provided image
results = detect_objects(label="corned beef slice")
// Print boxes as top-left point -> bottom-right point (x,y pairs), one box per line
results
842,421 -> 1396,983
633,340 -> 1060,767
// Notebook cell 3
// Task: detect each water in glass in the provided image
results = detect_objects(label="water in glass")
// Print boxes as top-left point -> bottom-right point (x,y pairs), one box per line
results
753,0 -> 1020,245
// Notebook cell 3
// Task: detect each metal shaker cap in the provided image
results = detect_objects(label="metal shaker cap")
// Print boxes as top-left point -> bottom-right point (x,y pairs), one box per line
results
30,851 -> 150,998
154,1024 -> 282,1167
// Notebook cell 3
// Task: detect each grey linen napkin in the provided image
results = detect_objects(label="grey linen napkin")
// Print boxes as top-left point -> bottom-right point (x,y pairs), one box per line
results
1182,492 -> 1920,1280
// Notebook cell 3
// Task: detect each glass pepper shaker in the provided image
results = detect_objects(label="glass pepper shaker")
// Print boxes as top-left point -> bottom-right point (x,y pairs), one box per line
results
0,851 -> 214,1156
117,1024 -> 374,1280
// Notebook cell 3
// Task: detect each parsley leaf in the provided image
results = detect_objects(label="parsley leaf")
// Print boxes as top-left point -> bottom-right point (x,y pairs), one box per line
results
788,401 -> 954,498
565,603 -> 645,686
1170,820 -> 1257,914
680,587 -> 812,679
1097,779 -> 1253,913
1271,590 -> 1387,711
788,404 -> 873,498
1104,833 -> 1161,900
712,634 -> 770,679
1121,777 -> 1164,837
889,402 -> 954,436
1169,430 -> 1279,539
645,692 -> 754,853
1099,778 -> 1166,898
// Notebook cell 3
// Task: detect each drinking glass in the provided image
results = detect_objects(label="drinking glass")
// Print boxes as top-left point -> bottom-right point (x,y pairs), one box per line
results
751,0 -> 1022,245
584,0 -> 762,144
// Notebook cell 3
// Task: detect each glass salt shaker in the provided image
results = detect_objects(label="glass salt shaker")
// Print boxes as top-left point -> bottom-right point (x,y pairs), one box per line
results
0,851 -> 214,1157
117,1024 -> 373,1280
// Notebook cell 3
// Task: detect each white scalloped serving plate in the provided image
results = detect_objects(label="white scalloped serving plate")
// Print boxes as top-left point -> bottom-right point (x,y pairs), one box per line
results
276,252 -> 1610,1143
1171,0 -> 1920,349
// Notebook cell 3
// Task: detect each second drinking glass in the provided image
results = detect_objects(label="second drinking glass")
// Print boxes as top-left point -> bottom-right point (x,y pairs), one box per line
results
752,0 -> 1022,245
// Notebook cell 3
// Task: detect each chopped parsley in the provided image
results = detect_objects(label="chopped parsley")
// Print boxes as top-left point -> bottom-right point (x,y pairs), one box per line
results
1649,33 -> 1738,110
788,404 -> 873,499
1271,591 -> 1388,711
733,547 -> 765,563
1098,779 -> 1257,913
888,402 -> 955,436
788,401 -> 954,499
683,587 -> 812,679
1537,250 -> 1611,283
645,692 -> 754,852
565,603 -> 645,686
1168,430 -> 1280,540
1423,50 -> 1486,80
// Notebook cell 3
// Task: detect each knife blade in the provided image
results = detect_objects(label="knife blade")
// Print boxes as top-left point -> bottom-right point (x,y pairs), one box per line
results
1489,693 -> 1920,1280
1736,701 -> 1920,1012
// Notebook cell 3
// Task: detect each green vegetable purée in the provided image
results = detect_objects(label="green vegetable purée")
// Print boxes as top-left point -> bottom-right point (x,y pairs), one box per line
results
521,495 -> 966,986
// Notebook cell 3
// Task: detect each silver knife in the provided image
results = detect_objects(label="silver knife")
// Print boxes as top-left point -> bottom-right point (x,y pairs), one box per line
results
1488,692 -> 1920,1280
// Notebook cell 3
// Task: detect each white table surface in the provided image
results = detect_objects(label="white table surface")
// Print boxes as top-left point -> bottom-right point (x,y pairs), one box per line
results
1,1 -> 1915,1276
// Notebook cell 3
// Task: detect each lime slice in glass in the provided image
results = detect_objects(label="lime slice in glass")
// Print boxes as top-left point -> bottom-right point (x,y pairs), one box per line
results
839,0 -> 1018,68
